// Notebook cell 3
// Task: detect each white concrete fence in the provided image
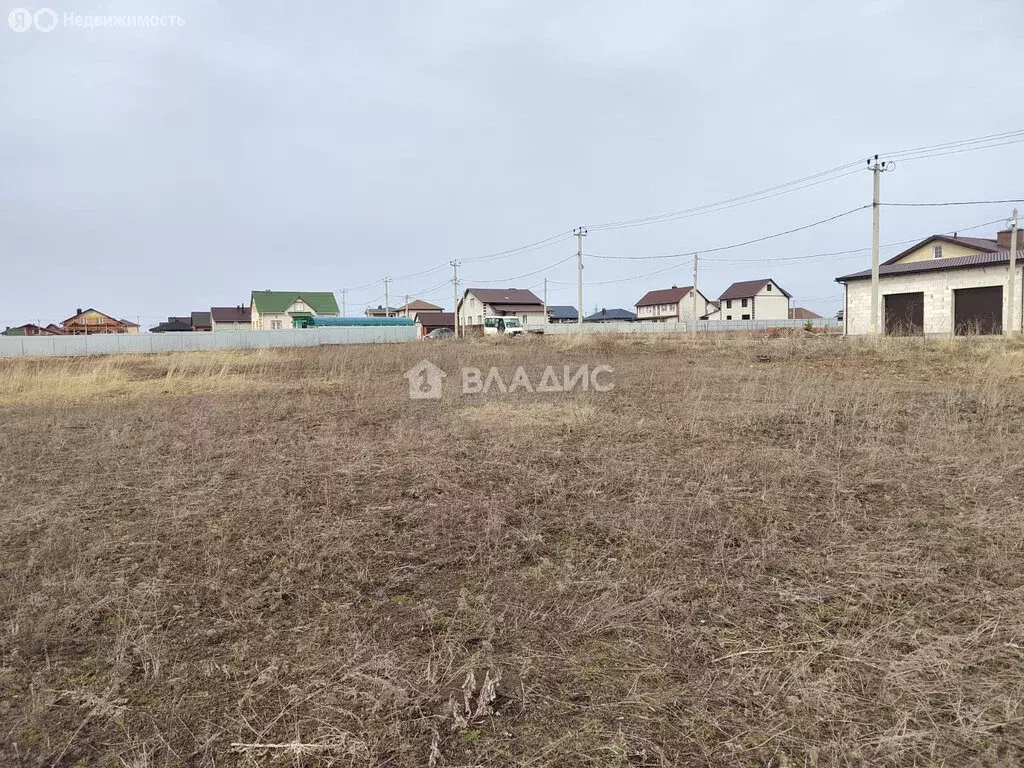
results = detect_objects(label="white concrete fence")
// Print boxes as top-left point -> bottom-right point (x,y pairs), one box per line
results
0,326 -> 420,359
541,318 -> 842,335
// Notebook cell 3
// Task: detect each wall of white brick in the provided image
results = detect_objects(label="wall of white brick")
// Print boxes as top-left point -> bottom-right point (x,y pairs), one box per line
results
843,265 -> 1024,335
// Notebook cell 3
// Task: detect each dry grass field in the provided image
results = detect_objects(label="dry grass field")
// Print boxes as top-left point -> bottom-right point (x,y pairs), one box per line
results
2,334 -> 1024,767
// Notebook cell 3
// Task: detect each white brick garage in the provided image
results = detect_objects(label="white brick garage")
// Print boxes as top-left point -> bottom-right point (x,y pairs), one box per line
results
839,255 -> 1024,336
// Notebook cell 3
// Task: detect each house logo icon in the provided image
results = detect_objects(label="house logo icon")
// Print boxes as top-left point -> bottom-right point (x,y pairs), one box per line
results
404,360 -> 447,400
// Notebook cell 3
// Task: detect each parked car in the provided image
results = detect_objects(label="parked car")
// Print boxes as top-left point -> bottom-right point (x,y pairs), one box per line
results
425,327 -> 455,339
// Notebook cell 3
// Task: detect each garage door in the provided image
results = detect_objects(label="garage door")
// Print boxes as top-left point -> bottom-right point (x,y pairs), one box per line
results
884,292 -> 924,336
954,286 -> 1002,335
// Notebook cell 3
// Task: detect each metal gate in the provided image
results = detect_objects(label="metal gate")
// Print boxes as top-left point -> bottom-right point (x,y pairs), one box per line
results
954,286 -> 1002,335
884,292 -> 924,336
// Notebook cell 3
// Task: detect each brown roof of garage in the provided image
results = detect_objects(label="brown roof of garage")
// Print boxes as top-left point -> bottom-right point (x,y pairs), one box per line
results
881,235 -> 1000,266
837,250 -> 1024,282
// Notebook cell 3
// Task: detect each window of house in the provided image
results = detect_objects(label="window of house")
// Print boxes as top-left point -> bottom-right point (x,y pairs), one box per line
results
726,300 -> 732,309
742,314 -> 750,320
741,298 -> 748,307
271,320 -> 282,330
726,315 -> 732,320
97,316 -> 104,324
766,284 -> 772,291
933,245 -> 943,259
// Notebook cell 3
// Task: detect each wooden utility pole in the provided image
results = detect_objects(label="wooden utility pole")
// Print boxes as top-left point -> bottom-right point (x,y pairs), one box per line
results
1009,208 -> 1019,336
574,227 -> 587,327
869,155 -> 894,337
451,260 -> 460,338
543,278 -> 548,322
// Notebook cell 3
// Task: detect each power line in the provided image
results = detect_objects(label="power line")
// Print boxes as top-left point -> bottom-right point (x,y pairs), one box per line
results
588,205 -> 870,261
586,165 -> 863,232
881,199 -> 1024,207
546,215 -> 1008,288
884,137 -> 1024,164
582,128 -> 1024,234
462,254 -> 577,285
881,129 -> 1024,159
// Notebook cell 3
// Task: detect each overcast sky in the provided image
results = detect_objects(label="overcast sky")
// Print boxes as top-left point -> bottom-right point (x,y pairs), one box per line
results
2,0 -> 1023,327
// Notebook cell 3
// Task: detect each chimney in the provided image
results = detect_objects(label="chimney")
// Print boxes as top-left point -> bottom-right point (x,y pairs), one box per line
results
76,307 -> 82,315
997,229 -> 1016,250
671,285 -> 677,289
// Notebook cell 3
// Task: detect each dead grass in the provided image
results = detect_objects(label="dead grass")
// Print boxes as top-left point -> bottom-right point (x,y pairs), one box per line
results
2,334 -> 1024,766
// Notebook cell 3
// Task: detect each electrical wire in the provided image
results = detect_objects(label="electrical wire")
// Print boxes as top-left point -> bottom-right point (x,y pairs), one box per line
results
587,205 -> 870,261
586,165 -> 864,232
462,254 -> 577,285
881,199 -> 1024,207
881,129 -> 1024,158
883,137 -> 1024,164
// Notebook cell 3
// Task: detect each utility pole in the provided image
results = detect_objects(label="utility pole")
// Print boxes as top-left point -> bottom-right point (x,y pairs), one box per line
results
383,277 -> 391,318
574,227 -> 587,328
691,253 -> 698,339
543,278 -> 548,323
451,260 -> 460,338
1009,208 -> 1019,336
341,289 -> 347,317
404,294 -> 410,318
868,155 -> 894,337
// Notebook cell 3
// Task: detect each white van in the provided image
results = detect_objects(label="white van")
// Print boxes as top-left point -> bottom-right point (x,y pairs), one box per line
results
483,316 -> 524,337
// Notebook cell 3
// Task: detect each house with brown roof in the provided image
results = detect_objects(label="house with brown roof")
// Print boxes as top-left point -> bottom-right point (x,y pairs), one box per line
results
61,308 -> 139,335
456,288 -> 546,331
634,285 -> 712,324
396,299 -> 444,318
716,279 -> 791,321
789,307 -> 822,320
210,305 -> 252,331
3,323 -> 63,336
836,230 -> 1023,336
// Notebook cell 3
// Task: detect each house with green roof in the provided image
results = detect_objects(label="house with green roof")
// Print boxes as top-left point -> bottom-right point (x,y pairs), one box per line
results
250,291 -> 341,330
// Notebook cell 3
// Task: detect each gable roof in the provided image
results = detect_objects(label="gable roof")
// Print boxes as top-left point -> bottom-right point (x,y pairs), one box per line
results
881,234 -> 1000,266
837,249 -> 1024,282
250,291 -> 340,314
789,307 -> 822,320
465,288 -> 543,307
191,311 -> 212,328
397,299 -> 443,312
584,308 -> 637,321
547,305 -> 578,320
211,306 -> 251,323
60,308 -> 123,326
415,311 -> 454,327
719,279 -> 792,301
635,286 -> 693,308
150,320 -> 193,333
